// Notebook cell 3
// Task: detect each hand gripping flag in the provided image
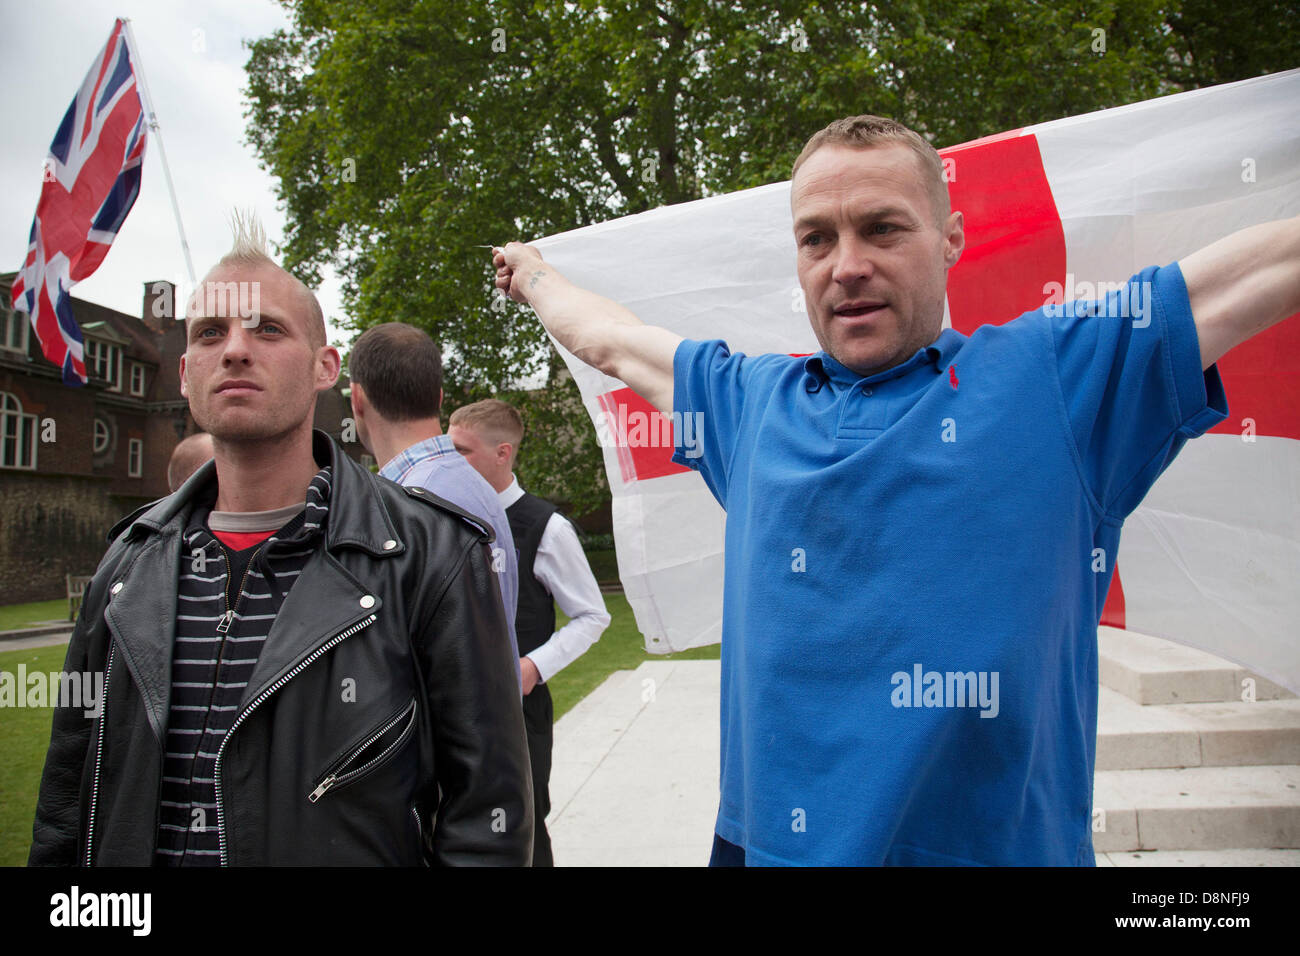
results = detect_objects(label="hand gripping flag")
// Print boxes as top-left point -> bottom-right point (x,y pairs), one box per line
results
11,18 -> 148,386
534,69 -> 1300,694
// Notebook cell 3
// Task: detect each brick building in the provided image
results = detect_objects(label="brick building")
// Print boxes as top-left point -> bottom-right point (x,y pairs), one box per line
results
0,274 -> 365,604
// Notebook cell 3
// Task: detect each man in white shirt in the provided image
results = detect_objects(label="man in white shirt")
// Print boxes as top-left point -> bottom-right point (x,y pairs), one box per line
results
449,399 -> 611,866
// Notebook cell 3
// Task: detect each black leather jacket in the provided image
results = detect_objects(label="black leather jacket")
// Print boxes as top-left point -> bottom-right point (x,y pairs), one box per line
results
28,430 -> 533,866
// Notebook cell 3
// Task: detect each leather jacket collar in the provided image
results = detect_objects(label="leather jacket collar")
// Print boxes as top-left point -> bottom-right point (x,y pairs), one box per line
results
111,430 -> 407,560
102,430 -> 401,743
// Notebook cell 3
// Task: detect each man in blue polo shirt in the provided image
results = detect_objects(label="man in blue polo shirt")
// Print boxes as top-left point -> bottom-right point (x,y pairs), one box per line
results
492,115 -> 1300,865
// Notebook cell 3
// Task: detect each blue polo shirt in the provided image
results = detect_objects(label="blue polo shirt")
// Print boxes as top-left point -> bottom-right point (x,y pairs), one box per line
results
671,263 -> 1227,865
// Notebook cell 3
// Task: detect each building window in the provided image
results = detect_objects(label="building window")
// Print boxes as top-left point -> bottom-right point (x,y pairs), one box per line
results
128,438 -> 143,477
93,418 -> 111,454
0,392 -> 37,470
1,308 -> 29,355
130,363 -> 146,396
85,339 -> 122,391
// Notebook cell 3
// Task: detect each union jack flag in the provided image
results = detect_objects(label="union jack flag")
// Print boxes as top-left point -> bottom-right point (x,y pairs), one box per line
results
10,18 -> 148,386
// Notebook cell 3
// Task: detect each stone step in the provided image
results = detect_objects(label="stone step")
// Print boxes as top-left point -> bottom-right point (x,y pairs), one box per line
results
1098,848 -> 1300,866
1097,687 -> 1300,770
1092,764 -> 1300,852
1098,626 -> 1294,705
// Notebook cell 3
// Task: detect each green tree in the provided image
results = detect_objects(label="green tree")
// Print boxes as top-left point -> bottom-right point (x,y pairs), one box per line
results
244,0 -> 1296,514
1165,0 -> 1300,88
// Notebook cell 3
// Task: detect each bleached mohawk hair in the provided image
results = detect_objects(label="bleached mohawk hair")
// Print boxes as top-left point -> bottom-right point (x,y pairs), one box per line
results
202,207 -> 328,348
219,209 -> 274,267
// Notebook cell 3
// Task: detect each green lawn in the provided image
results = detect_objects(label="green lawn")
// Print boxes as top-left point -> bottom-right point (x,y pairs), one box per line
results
0,590 -> 715,866
0,599 -> 68,632
0,643 -> 68,867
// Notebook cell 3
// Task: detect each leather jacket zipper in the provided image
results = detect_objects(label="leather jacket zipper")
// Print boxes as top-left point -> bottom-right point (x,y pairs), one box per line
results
212,612 -> 376,866
308,698 -> 418,802
84,640 -> 116,866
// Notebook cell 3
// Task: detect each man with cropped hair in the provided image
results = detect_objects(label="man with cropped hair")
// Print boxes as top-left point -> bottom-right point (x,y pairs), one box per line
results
449,398 -> 611,867
492,114 -> 1300,865
167,431 -> 214,492
347,322 -> 522,690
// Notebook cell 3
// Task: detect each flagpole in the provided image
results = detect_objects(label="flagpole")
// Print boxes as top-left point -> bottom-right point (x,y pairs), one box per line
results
120,18 -> 197,288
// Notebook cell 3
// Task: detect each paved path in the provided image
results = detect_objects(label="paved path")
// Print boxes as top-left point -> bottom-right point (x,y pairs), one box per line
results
548,660 -> 719,866
0,626 -> 73,651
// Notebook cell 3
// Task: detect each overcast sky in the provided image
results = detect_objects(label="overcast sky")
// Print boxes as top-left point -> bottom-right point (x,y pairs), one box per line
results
3,0 -> 350,345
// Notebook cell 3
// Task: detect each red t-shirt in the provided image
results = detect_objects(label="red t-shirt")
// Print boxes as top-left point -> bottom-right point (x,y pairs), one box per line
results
210,528 -> 277,551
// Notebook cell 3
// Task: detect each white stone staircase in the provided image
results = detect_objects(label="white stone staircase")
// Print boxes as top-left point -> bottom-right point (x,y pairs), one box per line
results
1092,626 -> 1300,865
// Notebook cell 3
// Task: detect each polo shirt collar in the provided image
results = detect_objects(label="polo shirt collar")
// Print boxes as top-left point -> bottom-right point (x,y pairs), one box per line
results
802,327 -> 967,392
927,327 -> 966,370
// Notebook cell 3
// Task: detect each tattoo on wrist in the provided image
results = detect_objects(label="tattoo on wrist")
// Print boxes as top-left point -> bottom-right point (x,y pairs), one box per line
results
528,270 -> 547,289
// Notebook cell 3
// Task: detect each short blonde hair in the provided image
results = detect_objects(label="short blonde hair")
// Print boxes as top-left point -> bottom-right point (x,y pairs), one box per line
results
792,115 -> 949,225
449,399 -> 524,455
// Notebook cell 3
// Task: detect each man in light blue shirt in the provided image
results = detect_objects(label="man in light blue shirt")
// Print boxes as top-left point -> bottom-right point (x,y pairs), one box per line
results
348,323 -> 520,688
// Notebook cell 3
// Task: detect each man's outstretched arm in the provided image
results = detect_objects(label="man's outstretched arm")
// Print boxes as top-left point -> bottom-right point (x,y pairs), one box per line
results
494,242 -> 681,415
1181,215 -> 1300,370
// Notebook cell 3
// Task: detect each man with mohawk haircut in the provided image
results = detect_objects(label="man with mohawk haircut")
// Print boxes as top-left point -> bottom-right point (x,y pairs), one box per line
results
30,212 -> 533,867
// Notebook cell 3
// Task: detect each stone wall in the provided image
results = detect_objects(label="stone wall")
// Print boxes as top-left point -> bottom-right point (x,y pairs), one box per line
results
0,473 -> 150,605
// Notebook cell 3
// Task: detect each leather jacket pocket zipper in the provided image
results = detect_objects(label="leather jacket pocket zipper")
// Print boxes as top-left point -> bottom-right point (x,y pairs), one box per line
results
308,698 -> 418,803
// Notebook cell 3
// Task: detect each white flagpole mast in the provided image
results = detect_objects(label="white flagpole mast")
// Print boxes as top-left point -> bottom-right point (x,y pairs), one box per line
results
120,18 -> 197,287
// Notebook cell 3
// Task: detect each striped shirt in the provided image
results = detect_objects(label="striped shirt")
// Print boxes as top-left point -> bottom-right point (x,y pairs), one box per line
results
154,466 -> 331,865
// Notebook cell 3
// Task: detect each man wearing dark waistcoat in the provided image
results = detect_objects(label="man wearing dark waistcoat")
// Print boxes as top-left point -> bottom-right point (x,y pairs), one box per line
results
450,399 -> 611,867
